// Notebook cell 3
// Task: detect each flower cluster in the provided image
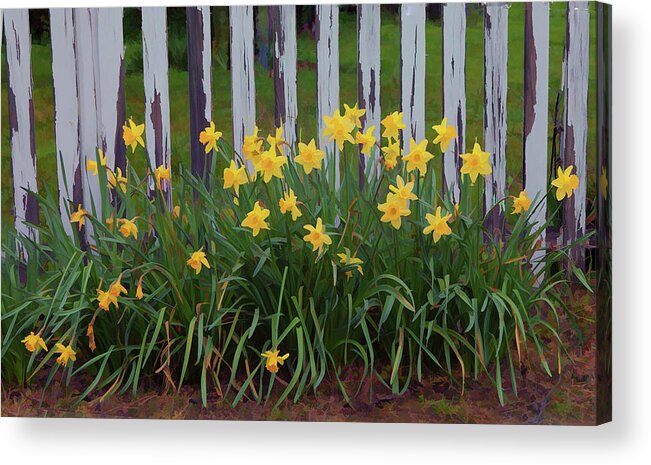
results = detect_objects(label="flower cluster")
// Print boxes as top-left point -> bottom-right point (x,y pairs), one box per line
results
35,107 -> 581,377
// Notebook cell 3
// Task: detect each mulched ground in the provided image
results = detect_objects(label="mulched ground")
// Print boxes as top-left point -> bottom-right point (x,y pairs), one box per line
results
1,289 -> 598,425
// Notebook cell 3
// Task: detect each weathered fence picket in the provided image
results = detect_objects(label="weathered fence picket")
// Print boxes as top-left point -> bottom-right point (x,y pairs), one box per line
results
4,9 -> 39,258
230,6 -> 257,172
270,5 -> 298,149
142,7 -> 172,205
357,4 -> 381,181
483,3 -> 509,232
400,4 -> 426,147
562,1 -> 590,269
523,2 -> 550,262
94,8 -> 126,173
316,5 -> 340,189
442,3 -> 466,203
50,8 -> 82,238
187,6 -> 212,182
74,8 -> 101,225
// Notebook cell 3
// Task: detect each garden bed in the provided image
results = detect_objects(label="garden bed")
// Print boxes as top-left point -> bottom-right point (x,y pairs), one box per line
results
2,288 -> 596,425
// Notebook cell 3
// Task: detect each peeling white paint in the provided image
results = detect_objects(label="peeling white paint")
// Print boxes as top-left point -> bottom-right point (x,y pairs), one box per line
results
142,7 -> 172,206
400,4 -> 426,146
523,2 -> 550,266
74,8 -> 101,229
317,4 -> 340,190
4,9 -> 39,255
50,8 -> 81,238
273,5 -> 298,148
562,1 -> 590,264
230,6 -> 257,173
198,6 -> 212,124
94,8 -> 125,171
483,3 -> 509,217
357,4 -> 381,180
442,3 -> 466,203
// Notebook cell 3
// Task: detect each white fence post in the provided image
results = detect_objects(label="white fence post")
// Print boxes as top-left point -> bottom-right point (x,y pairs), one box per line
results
357,4 -> 381,182
316,4 -> 340,189
523,2 -> 550,265
230,6 -> 257,173
74,8 -> 101,227
142,7 -> 172,206
4,9 -> 39,263
94,8 -> 126,173
187,6 -> 212,183
483,3 -> 509,232
562,1 -> 590,269
270,5 -> 298,149
400,3 -> 426,146
50,8 -> 82,238
442,3 -> 466,203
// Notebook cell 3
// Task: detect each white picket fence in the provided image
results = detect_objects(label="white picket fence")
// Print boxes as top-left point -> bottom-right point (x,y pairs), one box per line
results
4,3 -> 608,268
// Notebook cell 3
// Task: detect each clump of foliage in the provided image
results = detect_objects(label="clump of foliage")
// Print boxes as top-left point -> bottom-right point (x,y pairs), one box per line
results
1,109 -> 590,408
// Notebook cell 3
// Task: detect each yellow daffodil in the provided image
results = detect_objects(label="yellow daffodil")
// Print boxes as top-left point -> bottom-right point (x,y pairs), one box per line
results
551,165 -> 580,201
388,175 -> 418,207
344,103 -> 366,128
70,204 -> 89,231
403,138 -> 434,176
107,167 -> 127,193
267,126 -> 286,156
295,139 -> 325,174
154,165 -> 170,190
355,126 -> 377,156
86,149 -> 107,175
600,168 -> 608,200
303,218 -> 332,252
200,121 -> 222,154
261,349 -> 289,373
54,342 -> 76,367
172,205 -> 180,219
511,190 -> 532,215
123,117 -> 145,152
423,206 -> 452,243
337,248 -> 364,280
118,218 -> 138,239
378,196 -> 411,230
460,142 -> 492,184
322,110 -> 355,150
243,126 -> 264,166
242,201 -> 271,237
257,150 -> 288,183
97,286 -> 118,311
279,189 -> 302,221
187,247 -> 210,274
136,276 -> 144,300
223,160 -> 248,195
382,139 -> 402,170
21,332 -> 47,353
108,274 -> 128,297
432,117 -> 457,153
381,111 -> 406,140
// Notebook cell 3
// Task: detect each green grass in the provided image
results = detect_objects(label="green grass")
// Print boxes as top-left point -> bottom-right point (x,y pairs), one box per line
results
1,4 -> 598,226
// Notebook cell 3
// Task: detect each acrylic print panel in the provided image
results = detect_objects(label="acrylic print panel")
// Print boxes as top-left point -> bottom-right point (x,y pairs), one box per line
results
1,2 -> 611,425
